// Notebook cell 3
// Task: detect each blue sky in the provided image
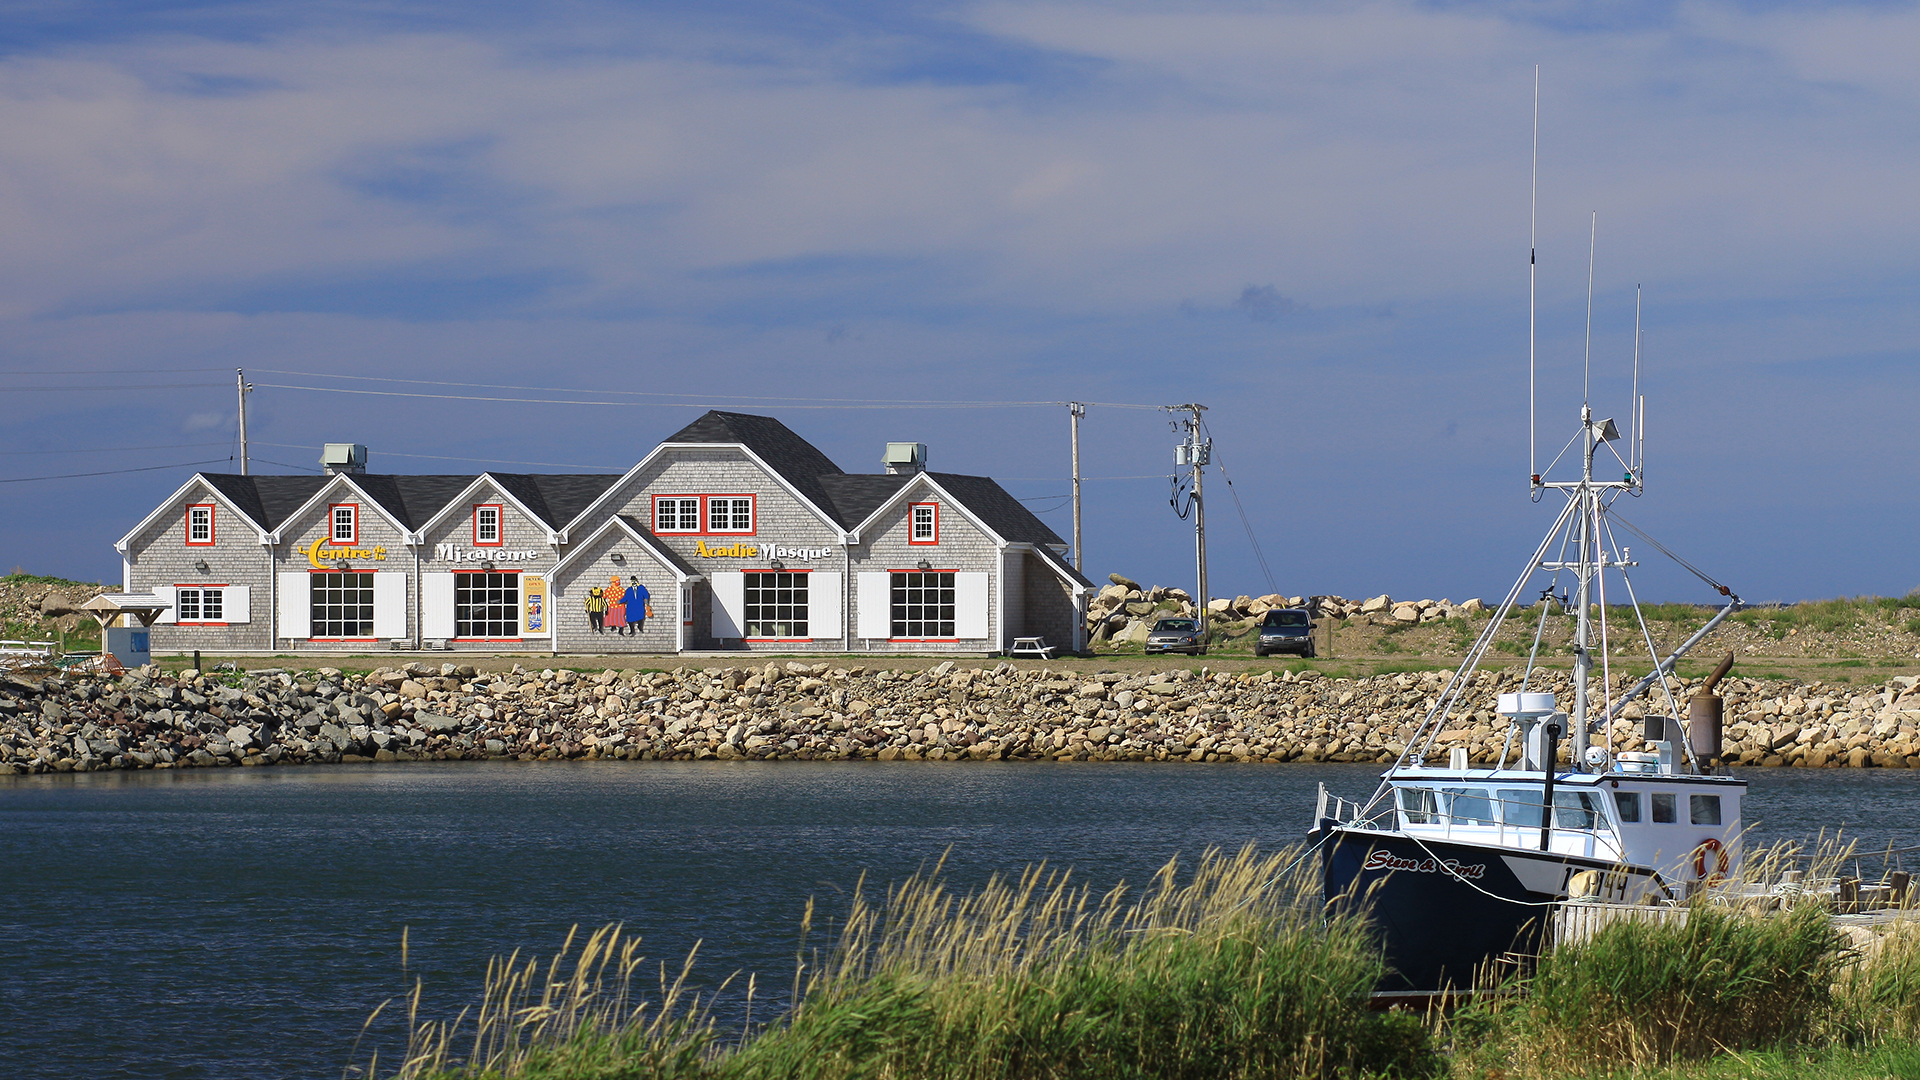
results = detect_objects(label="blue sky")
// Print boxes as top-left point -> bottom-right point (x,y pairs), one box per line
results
3,0 -> 1918,604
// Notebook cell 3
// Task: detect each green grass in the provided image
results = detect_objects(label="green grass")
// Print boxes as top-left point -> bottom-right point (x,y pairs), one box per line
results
378,848 -> 1441,1080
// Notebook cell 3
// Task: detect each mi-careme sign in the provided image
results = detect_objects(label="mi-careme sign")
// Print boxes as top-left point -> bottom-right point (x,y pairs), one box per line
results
434,544 -> 544,563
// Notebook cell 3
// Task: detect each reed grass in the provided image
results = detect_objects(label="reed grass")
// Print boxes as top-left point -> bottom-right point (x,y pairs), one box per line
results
378,846 -> 1440,1080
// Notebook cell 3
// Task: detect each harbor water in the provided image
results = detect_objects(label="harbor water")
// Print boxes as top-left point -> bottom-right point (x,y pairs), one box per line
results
0,761 -> 1902,1079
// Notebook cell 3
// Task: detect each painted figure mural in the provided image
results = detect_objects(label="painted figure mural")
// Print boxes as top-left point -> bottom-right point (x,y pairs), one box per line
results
624,578 -> 652,635
584,584 -> 607,632
605,574 -> 627,633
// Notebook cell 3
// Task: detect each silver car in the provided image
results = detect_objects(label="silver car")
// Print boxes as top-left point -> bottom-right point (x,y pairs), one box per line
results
1145,617 -> 1206,656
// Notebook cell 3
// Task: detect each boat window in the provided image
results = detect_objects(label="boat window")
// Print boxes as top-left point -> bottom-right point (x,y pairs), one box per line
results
1614,791 -> 1642,823
1690,794 -> 1723,826
1553,791 -> 1605,830
1441,787 -> 1495,825
1496,788 -> 1544,828
1397,787 -> 1440,824
1651,792 -> 1677,823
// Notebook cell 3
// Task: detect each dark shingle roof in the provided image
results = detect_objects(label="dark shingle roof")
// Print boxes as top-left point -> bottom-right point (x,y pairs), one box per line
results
616,515 -> 701,576
926,472 -> 1064,547
191,472 -> 622,534
198,474 -> 329,531
665,411 -> 847,522
496,474 -> 623,530
815,474 -> 910,527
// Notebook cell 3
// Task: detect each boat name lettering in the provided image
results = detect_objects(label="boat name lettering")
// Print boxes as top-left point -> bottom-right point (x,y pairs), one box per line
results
1361,849 -> 1487,880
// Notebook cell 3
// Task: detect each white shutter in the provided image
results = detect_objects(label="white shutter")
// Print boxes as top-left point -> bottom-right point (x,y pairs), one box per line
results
856,572 -> 891,639
151,585 -> 177,624
421,572 -> 456,639
810,571 -> 842,639
711,570 -> 744,639
224,585 -> 251,624
373,571 -> 408,639
277,572 -> 309,639
955,572 -> 990,639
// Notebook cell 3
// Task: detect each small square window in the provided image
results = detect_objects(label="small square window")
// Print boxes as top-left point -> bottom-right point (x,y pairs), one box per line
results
1651,792 -> 1677,824
654,496 -> 701,533
474,505 -> 502,545
909,503 -> 938,544
186,505 -> 215,545
1613,791 -> 1641,823
1689,794 -> 1723,826
330,505 -> 358,545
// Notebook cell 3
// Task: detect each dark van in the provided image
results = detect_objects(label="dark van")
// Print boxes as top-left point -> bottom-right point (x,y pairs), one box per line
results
1254,608 -> 1316,658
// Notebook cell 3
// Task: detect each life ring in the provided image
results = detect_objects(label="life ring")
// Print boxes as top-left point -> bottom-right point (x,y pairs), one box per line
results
1693,837 -> 1730,880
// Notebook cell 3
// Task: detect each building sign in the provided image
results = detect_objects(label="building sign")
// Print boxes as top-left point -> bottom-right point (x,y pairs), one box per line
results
694,541 -> 834,560
304,537 -> 387,569
524,576 -> 546,632
434,544 -> 543,563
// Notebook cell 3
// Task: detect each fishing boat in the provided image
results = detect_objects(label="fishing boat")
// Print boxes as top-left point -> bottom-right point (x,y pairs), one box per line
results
1310,96 -> 1747,994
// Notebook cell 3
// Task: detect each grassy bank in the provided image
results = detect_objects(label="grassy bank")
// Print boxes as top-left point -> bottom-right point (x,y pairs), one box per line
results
367,846 -> 1920,1080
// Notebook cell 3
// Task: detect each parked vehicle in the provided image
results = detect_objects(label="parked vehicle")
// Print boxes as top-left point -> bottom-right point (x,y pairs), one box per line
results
1254,608 -> 1315,657
1145,617 -> 1205,655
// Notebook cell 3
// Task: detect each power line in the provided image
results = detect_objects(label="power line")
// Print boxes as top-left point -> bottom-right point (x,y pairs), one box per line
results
249,457 -> 321,473
0,367 -> 228,375
0,441 -> 233,456
254,441 -> 626,471
0,383 -> 226,391
0,457 -> 233,484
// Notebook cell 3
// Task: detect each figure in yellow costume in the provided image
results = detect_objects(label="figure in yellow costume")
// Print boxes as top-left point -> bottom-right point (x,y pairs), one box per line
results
584,584 -> 607,632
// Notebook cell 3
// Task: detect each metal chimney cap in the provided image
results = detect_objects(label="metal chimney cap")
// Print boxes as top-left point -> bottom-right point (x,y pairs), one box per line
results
320,443 -> 369,474
882,441 -> 927,474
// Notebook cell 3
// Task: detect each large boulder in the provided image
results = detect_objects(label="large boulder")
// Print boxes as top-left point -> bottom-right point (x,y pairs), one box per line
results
1116,619 -> 1152,645
1108,573 -> 1141,591
1361,594 -> 1392,614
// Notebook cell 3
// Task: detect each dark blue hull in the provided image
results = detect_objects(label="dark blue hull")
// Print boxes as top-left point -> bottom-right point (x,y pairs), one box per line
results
1318,822 -> 1657,992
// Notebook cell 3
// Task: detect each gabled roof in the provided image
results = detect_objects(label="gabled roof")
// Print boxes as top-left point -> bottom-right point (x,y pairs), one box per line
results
816,474 -> 910,526
199,475 -> 330,531
549,514 -> 701,581
492,474 -> 622,529
349,475 -> 476,531
926,472 -> 1066,549
665,411 -> 848,523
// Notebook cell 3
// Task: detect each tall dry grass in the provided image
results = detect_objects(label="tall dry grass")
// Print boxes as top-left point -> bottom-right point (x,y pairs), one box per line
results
375,846 -> 1439,1080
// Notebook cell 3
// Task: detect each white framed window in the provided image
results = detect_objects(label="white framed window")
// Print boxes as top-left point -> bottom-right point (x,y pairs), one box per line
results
330,504 -> 359,545
909,503 -> 938,544
890,570 -> 954,637
707,495 -> 755,534
474,504 -> 502,546
743,571 -> 808,638
176,587 -> 225,623
186,504 -> 215,546
653,495 -> 701,533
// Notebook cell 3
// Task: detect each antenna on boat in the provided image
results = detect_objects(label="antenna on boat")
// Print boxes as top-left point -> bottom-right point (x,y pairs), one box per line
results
1529,66 -> 1539,488
1631,285 -> 1642,484
1582,212 -> 1596,406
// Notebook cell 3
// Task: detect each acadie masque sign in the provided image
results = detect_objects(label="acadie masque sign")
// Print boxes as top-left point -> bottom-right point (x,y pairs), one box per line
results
694,541 -> 834,560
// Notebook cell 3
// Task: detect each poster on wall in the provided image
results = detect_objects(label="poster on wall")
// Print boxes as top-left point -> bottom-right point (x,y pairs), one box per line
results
524,575 -> 546,633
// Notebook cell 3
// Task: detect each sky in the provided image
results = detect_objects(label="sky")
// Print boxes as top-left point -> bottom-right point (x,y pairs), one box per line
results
3,0 -> 1917,605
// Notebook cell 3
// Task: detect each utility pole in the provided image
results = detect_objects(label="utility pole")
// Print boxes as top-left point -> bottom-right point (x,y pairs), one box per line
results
1167,404 -> 1210,642
236,368 -> 252,476
1068,402 -> 1085,572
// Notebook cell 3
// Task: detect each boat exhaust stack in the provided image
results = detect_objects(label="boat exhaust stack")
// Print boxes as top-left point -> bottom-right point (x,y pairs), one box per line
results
1688,652 -> 1735,766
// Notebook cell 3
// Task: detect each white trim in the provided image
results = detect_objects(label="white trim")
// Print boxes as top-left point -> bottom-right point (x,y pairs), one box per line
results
711,571 -> 744,639
955,572 -> 991,639
548,516 -> 696,582
845,473 -> 1007,548
856,572 -> 891,639
116,475 -> 270,552
276,572 -> 309,639
151,585 -> 178,624
372,571 -> 408,639
421,573 -> 457,639
558,441 -> 851,543
811,570 -> 843,638
226,584 -> 252,624
270,473 -> 414,546
411,474 -> 561,546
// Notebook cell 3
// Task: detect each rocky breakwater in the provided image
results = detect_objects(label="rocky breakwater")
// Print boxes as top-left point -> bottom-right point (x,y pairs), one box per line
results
6,662 -> 1920,773
1087,574 -> 1483,644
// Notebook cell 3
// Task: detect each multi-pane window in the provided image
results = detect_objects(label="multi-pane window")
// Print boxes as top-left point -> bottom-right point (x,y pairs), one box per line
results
474,505 -> 501,545
654,497 -> 701,533
891,571 -> 954,638
310,572 -> 374,638
331,505 -> 358,544
176,587 -> 224,623
186,505 -> 214,545
909,504 -> 937,544
743,571 -> 807,638
456,572 -> 520,638
708,496 -> 754,533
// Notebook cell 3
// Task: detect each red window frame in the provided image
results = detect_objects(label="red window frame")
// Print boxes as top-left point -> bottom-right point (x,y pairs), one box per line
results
652,494 -> 703,534
172,583 -> 230,626
473,504 -> 503,546
704,494 -> 756,535
908,502 -> 939,545
185,504 -> 216,546
329,503 -> 359,546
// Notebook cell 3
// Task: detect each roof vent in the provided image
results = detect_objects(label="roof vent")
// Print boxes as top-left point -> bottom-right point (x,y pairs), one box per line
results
883,442 -> 928,475
321,443 -> 369,475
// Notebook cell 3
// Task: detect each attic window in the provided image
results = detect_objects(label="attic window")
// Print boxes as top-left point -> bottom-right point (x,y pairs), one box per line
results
474,504 -> 502,546
909,503 -> 938,544
186,504 -> 215,546
330,504 -> 359,545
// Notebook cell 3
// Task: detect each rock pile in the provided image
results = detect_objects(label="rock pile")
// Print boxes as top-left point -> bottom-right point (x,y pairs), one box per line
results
5,662 -> 1920,774
1086,574 -> 1485,644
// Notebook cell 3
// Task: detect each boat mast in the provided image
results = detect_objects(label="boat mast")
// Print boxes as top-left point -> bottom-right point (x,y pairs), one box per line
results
1573,404 -> 1594,770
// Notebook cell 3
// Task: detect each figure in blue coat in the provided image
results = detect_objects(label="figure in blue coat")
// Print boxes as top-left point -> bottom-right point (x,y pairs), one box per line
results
623,580 -> 651,635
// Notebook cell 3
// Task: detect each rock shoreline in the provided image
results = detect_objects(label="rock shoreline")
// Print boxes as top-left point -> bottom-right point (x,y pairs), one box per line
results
6,662 -> 1920,774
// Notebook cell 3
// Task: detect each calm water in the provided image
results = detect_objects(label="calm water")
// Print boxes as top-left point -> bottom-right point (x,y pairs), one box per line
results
0,762 -> 1904,1079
